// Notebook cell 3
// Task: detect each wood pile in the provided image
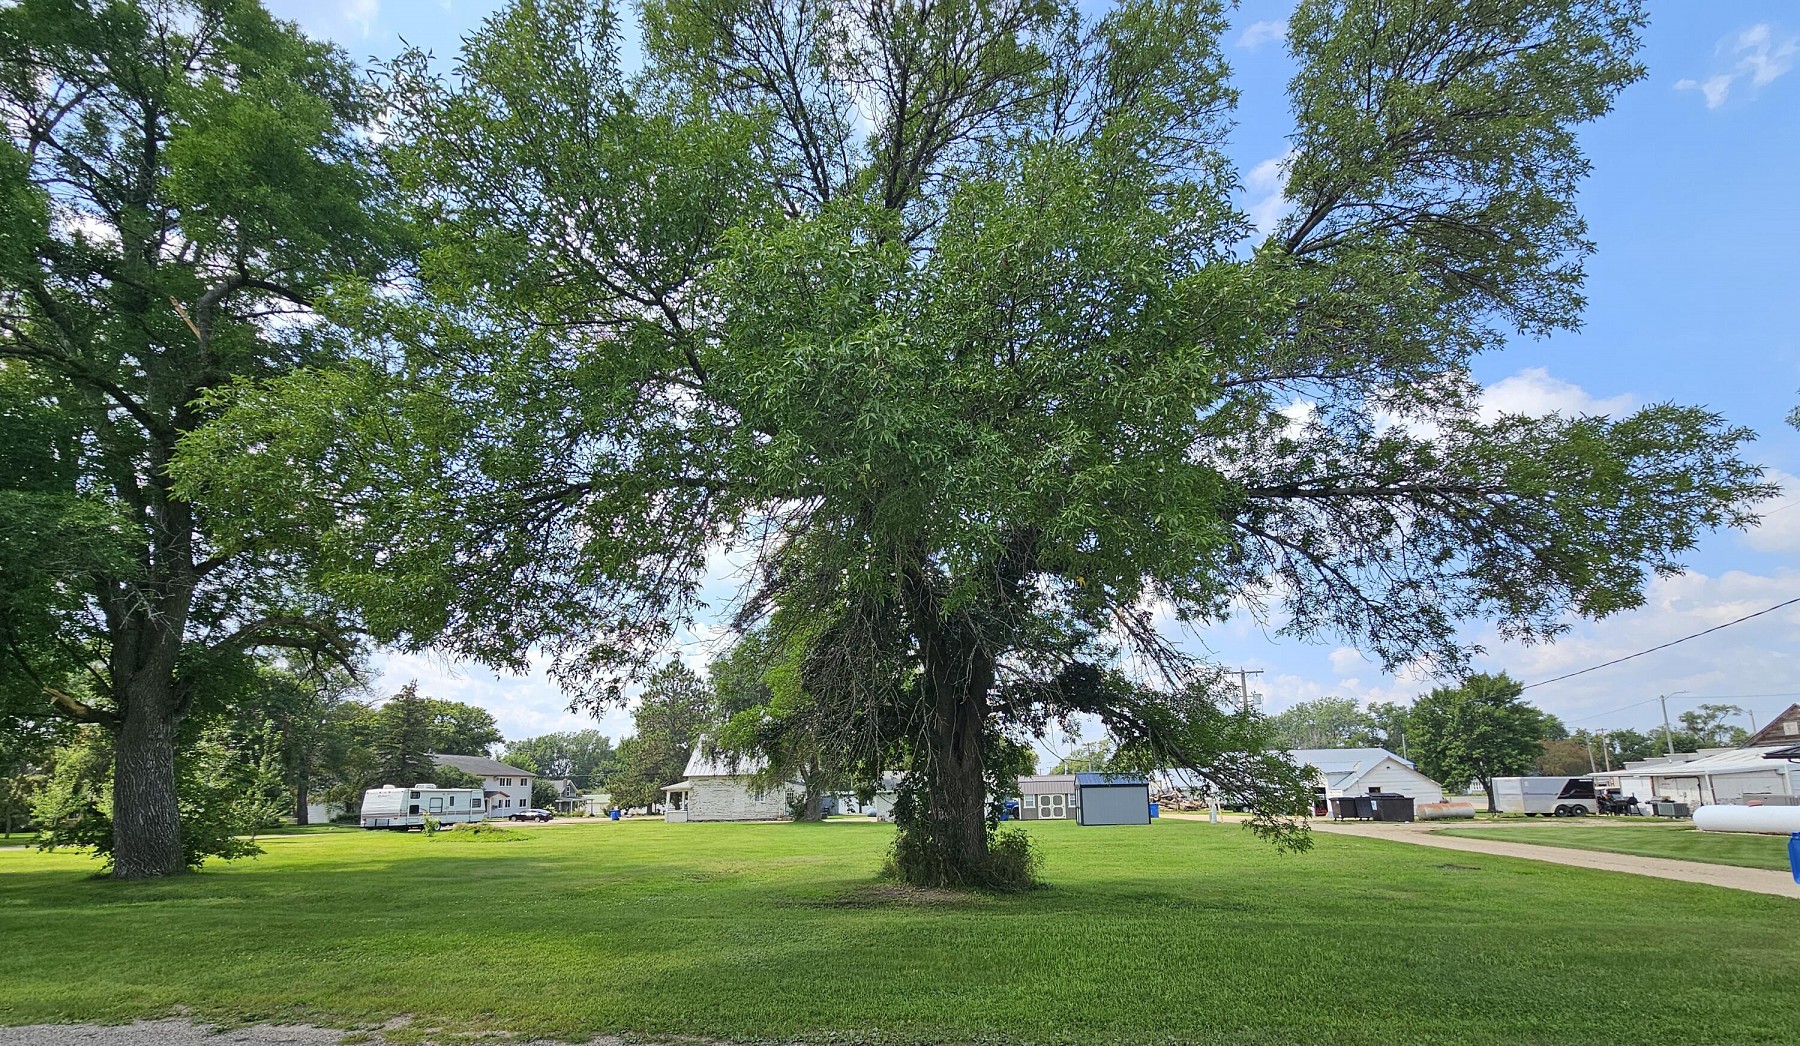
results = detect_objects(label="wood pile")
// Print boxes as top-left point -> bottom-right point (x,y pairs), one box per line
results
1150,789 -> 1208,812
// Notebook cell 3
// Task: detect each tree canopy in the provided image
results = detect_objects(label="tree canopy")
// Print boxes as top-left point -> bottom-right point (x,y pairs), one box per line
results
0,0 -> 392,877
181,0 -> 1771,885
1409,673 -> 1557,810
608,661 -> 711,810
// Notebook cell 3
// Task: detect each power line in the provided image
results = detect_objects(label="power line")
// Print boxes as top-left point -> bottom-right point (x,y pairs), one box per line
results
1521,596 -> 1800,692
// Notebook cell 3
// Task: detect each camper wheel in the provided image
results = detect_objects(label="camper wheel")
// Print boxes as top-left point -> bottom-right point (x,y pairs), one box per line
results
1553,805 -> 1570,817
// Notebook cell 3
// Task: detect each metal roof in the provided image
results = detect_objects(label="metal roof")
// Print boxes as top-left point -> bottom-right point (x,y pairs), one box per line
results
1607,748 -> 1800,777
430,753 -> 532,777
1074,772 -> 1147,787
1764,745 -> 1800,761
682,747 -> 768,778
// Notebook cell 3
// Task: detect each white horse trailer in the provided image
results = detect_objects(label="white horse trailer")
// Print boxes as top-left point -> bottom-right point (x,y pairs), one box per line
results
1493,776 -> 1598,816
360,784 -> 489,829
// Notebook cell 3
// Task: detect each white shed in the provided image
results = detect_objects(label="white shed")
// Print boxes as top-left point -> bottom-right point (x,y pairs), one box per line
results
1290,748 -> 1446,809
1595,748 -> 1798,808
662,748 -> 798,822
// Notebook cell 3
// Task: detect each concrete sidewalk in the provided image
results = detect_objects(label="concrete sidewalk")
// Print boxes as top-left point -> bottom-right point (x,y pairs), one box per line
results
1315,820 -> 1800,899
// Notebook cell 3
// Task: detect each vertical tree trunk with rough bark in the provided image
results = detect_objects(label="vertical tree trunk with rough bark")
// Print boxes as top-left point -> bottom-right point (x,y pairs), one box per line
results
112,696 -> 184,878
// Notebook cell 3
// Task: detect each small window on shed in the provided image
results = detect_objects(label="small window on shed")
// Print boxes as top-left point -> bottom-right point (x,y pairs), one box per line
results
1022,795 -> 1036,808
1786,722 -> 1798,736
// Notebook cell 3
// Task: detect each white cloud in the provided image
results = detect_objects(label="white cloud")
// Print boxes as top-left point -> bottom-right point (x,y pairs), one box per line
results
370,648 -> 636,749
1479,367 -> 1634,420
1676,23 -> 1797,109
1741,468 -> 1800,553
1327,647 -> 1367,677
1243,149 -> 1295,236
341,0 -> 379,39
1237,19 -> 1287,50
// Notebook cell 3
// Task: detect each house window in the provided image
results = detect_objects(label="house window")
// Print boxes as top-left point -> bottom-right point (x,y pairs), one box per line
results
1785,722 -> 1798,736
498,777 -> 511,786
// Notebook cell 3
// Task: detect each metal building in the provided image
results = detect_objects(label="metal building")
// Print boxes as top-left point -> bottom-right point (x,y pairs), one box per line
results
1074,773 -> 1151,826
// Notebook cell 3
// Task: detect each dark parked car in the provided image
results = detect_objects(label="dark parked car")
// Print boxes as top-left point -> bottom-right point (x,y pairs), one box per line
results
508,808 -> 555,822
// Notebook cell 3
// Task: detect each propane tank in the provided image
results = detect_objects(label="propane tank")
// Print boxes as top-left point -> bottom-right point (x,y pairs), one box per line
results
1694,804 -> 1800,834
1416,801 -> 1478,820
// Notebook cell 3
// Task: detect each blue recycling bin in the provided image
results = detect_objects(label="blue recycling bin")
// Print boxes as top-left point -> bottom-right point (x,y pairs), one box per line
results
1790,832 -> 1799,885
1148,802 -> 1160,819
609,808 -> 621,822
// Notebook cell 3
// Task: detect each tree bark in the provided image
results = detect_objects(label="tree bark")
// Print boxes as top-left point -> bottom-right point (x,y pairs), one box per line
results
294,778 -> 311,825
914,679 -> 991,883
111,696 -> 184,878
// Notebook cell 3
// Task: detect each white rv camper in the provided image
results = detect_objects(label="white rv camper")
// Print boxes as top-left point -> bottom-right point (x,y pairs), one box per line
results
1492,776 -> 1598,816
360,784 -> 489,829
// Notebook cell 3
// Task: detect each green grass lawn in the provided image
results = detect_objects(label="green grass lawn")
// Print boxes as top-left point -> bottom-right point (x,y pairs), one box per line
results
1,819 -> 1797,1045
1438,821 -> 1796,871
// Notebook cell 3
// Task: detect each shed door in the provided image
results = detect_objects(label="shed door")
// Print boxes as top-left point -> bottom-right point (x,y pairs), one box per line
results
1039,793 -> 1067,819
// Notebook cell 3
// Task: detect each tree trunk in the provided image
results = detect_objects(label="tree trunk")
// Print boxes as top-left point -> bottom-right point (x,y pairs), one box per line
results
294,778 -> 310,825
1482,777 -> 1497,814
112,697 -> 184,878
895,645 -> 992,886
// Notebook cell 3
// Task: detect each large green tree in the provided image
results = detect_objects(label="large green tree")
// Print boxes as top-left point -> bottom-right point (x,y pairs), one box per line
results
0,0 -> 389,877
1269,698 -> 1377,750
504,730 -> 617,788
187,0 -> 1770,885
609,661 -> 711,811
1409,673 -> 1548,811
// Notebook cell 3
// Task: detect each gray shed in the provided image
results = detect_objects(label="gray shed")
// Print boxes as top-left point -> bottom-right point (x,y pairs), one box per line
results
1075,773 -> 1151,826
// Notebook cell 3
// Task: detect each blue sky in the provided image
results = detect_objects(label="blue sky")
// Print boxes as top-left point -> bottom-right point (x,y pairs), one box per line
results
267,0 -> 1800,755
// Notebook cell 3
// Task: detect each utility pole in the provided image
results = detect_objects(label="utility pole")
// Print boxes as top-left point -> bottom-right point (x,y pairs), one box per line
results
1235,669 -> 1265,714
1585,734 -> 1597,774
1599,730 -> 1612,772
1659,691 -> 1687,757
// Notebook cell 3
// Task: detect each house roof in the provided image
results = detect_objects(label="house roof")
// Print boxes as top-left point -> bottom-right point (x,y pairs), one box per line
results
682,747 -> 768,778
1286,748 -> 1425,791
1075,772 -> 1147,787
1763,745 -> 1800,761
430,753 -> 532,778
1608,748 -> 1800,777
1744,703 -> 1800,747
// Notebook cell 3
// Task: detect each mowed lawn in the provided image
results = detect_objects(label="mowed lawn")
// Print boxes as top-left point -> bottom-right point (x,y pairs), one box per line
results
2,820 -> 1798,1046
1439,820 -> 1796,871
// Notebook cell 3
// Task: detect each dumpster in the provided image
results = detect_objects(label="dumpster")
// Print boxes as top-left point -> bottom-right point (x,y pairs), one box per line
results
1368,793 -> 1415,823
1332,795 -> 1373,820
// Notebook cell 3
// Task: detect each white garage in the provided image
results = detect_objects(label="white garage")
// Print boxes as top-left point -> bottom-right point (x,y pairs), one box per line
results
1291,748 -> 1447,809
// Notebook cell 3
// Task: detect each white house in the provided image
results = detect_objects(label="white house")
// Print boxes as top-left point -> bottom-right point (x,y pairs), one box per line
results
1290,748 -> 1446,810
430,753 -> 535,815
662,748 -> 798,822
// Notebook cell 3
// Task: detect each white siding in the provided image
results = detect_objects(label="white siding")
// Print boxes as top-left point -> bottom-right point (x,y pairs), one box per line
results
686,777 -> 795,821
1709,771 -> 1786,804
484,775 -> 533,812
1326,759 -> 1445,803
